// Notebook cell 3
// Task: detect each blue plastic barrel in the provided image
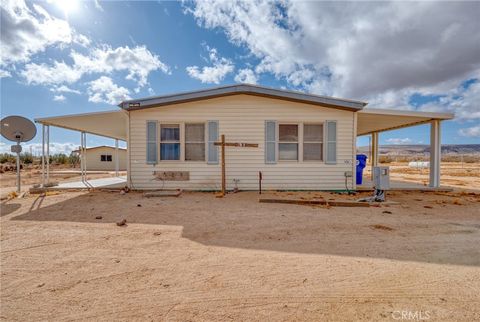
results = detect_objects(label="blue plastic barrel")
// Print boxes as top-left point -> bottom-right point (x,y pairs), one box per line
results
356,154 -> 368,185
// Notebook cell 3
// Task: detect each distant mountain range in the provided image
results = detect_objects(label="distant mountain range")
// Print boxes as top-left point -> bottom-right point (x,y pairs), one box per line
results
357,144 -> 480,155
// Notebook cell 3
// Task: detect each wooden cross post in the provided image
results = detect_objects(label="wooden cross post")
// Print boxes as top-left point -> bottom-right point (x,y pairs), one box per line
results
214,134 -> 259,196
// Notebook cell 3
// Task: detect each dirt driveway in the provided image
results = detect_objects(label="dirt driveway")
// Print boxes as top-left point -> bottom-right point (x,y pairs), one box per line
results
1,190 -> 479,321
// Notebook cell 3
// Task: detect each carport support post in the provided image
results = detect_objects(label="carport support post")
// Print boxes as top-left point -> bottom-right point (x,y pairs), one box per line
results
41,124 -> 45,187
46,125 -> 50,184
80,131 -> 86,182
429,120 -> 441,187
115,139 -> 119,177
371,132 -> 379,180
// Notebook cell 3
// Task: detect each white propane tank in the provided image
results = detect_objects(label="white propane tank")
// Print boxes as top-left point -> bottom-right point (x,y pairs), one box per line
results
408,161 -> 430,168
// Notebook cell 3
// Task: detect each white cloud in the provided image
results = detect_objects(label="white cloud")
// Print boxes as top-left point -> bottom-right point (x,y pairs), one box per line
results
87,76 -> 131,105
459,125 -> 480,138
0,141 -> 78,155
50,85 -> 81,94
418,80 -> 480,120
186,46 -> 234,84
187,1 -> 480,117
94,0 -> 104,12
0,0 -> 89,67
234,68 -> 258,84
53,94 -> 66,102
0,69 -> 12,78
385,138 -> 413,145
71,45 -> 170,87
21,61 -> 82,85
19,45 -> 169,90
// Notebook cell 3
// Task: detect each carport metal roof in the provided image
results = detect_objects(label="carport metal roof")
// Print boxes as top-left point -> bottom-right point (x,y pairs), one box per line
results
357,108 -> 454,136
35,110 -> 128,140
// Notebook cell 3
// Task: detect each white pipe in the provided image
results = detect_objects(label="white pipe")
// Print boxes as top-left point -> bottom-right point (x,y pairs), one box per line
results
41,124 -> 45,187
429,120 -> 441,188
80,132 -> 84,182
16,150 -> 20,193
83,132 -> 87,182
371,132 -> 379,180
46,125 -> 50,183
115,139 -> 119,177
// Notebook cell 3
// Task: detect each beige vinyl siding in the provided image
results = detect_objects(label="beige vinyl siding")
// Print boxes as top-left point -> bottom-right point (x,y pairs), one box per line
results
82,147 -> 127,171
129,94 -> 355,190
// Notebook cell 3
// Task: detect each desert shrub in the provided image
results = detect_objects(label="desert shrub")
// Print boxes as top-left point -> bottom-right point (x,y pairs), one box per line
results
49,153 -> 69,165
68,153 -> 80,167
20,152 -> 33,164
0,153 -> 16,163
379,156 -> 393,163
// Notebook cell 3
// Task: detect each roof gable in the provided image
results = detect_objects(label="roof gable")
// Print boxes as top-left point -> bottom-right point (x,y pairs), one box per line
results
119,84 -> 367,112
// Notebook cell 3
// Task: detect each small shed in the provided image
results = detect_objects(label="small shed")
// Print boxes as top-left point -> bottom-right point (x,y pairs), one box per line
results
73,146 -> 127,171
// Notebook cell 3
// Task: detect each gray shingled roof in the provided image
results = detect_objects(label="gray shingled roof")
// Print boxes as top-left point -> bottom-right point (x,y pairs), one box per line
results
118,84 -> 367,111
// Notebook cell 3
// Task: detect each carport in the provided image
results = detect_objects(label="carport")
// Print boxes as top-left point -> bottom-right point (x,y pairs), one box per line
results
34,103 -> 454,190
35,110 -> 128,188
356,108 -> 454,188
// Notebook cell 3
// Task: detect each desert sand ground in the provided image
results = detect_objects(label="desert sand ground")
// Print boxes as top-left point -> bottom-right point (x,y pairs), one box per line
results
1,188 -> 479,321
366,162 -> 480,191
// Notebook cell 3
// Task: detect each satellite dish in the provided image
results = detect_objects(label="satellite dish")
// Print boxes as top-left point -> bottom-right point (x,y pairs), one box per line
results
1,116 -> 37,143
1,116 -> 37,194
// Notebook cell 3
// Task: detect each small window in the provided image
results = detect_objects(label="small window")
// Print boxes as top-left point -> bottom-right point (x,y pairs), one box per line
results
100,154 -> 112,162
160,124 -> 180,160
185,123 -> 205,161
278,124 -> 298,161
303,124 -> 323,161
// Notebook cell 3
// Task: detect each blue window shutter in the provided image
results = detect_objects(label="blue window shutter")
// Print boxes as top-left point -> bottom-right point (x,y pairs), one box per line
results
265,120 -> 277,164
325,120 -> 337,164
146,121 -> 157,164
207,121 -> 219,164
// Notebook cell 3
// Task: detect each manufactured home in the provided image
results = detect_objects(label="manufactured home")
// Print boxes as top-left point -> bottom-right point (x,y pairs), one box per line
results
72,146 -> 127,171
35,84 -> 453,190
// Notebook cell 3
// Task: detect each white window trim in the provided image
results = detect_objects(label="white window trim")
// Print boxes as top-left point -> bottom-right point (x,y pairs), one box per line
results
184,122 -> 207,162
275,122 -> 328,163
277,123 -> 301,162
303,123 -> 324,162
159,123 -> 181,162
154,121 -> 209,163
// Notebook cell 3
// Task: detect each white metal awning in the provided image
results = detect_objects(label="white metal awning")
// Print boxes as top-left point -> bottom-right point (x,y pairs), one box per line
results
357,108 -> 454,136
35,110 -> 128,140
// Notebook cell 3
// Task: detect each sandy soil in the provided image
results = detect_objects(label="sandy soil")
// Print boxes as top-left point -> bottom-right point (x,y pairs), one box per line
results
364,162 -> 480,191
1,190 -> 479,321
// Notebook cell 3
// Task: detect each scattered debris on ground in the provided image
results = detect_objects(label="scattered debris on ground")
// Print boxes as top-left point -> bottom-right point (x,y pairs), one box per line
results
259,198 -> 371,207
371,224 -> 394,231
143,190 -> 182,198
116,219 -> 127,226
95,216 -> 102,220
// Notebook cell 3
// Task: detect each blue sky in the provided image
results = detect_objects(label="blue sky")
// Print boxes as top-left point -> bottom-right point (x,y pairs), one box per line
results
1,0 -> 479,154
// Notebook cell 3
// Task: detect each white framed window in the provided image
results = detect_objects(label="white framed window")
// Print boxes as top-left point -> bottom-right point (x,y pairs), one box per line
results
100,154 -> 112,162
278,124 -> 298,161
160,124 -> 180,161
185,123 -> 205,161
303,124 -> 323,161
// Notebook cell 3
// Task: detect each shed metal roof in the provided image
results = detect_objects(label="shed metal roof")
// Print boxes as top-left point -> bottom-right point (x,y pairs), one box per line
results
118,84 -> 367,112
